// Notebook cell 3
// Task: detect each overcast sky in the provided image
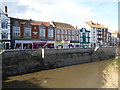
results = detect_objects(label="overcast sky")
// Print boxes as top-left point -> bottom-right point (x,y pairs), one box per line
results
0,0 -> 118,31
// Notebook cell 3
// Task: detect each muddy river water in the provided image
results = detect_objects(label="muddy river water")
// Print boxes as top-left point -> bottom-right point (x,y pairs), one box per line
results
3,59 -> 118,88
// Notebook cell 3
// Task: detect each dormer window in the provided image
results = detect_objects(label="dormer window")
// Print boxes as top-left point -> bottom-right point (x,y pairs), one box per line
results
83,28 -> 86,32
24,22 -> 31,37
13,26 -> 20,36
12,21 -> 20,36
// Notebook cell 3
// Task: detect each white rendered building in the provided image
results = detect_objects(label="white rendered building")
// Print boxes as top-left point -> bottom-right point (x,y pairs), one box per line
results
0,7 -> 10,49
82,21 -> 108,47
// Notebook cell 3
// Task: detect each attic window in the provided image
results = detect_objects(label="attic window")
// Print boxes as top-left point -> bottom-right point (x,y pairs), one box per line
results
34,26 -> 36,29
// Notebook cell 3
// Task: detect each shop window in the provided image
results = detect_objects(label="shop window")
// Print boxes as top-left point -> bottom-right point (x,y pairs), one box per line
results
47,44 -> 54,48
15,43 -> 21,49
38,44 -> 45,48
23,44 -> 32,49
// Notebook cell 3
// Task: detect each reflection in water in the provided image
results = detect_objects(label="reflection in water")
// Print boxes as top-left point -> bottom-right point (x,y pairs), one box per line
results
3,59 -> 118,88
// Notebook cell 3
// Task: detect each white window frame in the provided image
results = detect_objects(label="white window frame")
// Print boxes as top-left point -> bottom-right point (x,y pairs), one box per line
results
2,32 -> 8,39
57,29 -> 60,34
13,26 -> 20,36
1,21 -> 8,29
57,35 -> 60,40
40,28 -> 45,37
77,36 -> 79,41
72,36 -> 74,40
72,30 -> 74,34
24,27 -> 31,37
64,35 -> 67,40
48,29 -> 53,37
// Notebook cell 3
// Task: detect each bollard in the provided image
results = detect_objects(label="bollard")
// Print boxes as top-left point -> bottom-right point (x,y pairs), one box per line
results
41,49 -> 45,59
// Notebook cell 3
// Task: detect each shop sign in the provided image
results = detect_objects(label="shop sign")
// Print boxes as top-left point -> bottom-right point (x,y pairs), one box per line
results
74,43 -> 80,45
69,43 -> 80,45
47,41 -> 55,43
15,40 -> 47,43
55,41 -> 69,44
39,40 -> 47,43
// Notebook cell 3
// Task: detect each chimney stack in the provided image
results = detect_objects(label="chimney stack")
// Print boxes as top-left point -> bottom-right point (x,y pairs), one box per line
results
76,25 -> 78,29
4,6 -> 8,16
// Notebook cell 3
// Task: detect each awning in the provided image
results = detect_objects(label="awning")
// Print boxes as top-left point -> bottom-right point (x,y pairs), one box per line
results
33,42 -> 46,44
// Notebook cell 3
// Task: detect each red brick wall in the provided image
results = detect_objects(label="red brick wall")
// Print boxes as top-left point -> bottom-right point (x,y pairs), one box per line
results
45,27 -> 48,39
31,25 -> 39,39
20,24 -> 24,38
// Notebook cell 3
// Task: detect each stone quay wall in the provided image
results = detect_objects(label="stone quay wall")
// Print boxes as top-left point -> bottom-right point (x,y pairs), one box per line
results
1,47 -> 116,77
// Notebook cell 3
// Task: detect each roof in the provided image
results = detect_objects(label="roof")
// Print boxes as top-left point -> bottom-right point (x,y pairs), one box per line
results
110,31 -> 120,34
53,22 -> 77,30
10,17 -> 53,27
80,28 -> 90,32
85,21 -> 107,29
30,21 -> 51,26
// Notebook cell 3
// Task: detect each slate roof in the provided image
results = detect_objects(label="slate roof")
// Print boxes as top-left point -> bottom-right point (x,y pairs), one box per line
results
10,17 -> 53,27
53,21 -> 77,30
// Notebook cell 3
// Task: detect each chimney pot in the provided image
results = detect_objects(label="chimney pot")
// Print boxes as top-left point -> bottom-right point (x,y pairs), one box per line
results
4,6 -> 8,16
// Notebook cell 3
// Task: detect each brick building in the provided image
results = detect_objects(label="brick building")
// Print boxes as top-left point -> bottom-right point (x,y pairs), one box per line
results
10,17 -> 55,49
52,22 -> 80,48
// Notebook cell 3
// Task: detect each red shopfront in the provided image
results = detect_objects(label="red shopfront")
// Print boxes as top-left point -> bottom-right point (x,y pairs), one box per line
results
33,42 -> 47,49
14,40 -> 47,49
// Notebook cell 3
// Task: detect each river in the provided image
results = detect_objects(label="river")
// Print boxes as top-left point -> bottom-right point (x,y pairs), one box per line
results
3,59 -> 118,88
